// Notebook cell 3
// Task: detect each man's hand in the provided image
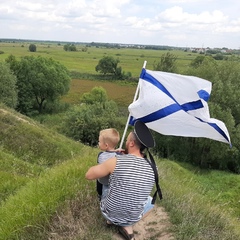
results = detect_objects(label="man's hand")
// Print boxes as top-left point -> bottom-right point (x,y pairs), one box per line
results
85,157 -> 117,180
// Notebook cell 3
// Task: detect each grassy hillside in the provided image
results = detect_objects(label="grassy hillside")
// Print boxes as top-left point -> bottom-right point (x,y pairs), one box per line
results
0,104 -> 240,239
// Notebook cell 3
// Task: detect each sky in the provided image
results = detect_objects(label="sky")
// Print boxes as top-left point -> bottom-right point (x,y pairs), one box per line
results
0,0 -> 240,49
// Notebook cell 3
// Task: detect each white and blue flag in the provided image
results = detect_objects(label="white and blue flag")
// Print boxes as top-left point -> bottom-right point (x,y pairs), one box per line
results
128,69 -> 231,145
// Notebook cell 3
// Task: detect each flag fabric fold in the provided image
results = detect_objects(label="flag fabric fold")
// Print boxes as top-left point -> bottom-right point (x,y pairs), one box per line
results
128,68 -> 231,146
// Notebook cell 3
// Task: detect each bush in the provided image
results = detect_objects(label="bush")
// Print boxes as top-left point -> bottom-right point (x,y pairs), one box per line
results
62,101 -> 123,146
63,44 -> 77,51
29,44 -> 37,52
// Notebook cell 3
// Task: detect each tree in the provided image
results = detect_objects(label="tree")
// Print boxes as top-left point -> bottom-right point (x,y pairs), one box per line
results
153,52 -> 178,73
29,44 -> 37,52
0,62 -> 18,108
6,55 -> 71,115
190,55 -> 206,68
213,53 -> 225,60
62,87 -> 122,146
95,56 -> 121,76
63,44 -> 77,51
81,86 -> 108,104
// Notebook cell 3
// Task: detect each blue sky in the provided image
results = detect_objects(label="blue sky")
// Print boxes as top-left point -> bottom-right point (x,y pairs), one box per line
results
0,0 -> 239,49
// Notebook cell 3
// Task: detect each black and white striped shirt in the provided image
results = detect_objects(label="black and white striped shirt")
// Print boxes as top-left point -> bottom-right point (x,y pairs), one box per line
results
100,154 -> 155,225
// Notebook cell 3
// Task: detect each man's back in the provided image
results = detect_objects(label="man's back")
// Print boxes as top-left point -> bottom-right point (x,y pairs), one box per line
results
100,154 -> 155,226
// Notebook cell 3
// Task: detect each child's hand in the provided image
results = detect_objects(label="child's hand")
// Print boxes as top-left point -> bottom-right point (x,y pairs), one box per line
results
115,148 -> 126,154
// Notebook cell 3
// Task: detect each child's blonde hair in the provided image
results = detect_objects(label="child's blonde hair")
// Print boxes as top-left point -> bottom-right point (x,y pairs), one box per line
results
100,128 -> 120,149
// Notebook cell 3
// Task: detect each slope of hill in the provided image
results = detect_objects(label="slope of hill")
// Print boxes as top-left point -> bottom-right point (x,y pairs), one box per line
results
0,104 -> 239,240
0,104 -> 96,239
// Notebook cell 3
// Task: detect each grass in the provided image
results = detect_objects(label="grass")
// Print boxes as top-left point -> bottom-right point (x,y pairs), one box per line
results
0,41 -> 198,77
0,106 -> 82,167
159,160 -> 240,240
0,42 -> 240,239
0,106 -> 240,239
62,78 -> 138,106
0,148 -> 96,239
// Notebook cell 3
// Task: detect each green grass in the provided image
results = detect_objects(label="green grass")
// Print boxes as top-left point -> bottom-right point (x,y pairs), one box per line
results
0,105 -> 240,239
0,42 -> 198,77
0,150 -> 44,204
0,148 -> 97,239
159,160 -> 240,239
194,170 -> 240,218
0,105 -> 83,167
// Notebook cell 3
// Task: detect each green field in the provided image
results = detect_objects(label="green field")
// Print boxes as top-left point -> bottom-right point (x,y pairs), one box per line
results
0,41 -> 198,107
0,41 -> 197,77
0,41 -> 198,108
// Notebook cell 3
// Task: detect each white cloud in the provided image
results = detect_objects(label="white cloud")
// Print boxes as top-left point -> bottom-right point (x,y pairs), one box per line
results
0,0 -> 239,48
157,6 -> 227,25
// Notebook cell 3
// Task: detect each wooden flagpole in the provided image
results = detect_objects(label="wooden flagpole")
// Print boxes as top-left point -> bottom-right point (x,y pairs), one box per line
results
119,60 -> 147,149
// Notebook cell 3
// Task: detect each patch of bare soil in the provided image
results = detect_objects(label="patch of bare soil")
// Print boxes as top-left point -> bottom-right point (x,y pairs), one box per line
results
113,206 -> 174,240
0,108 -> 32,125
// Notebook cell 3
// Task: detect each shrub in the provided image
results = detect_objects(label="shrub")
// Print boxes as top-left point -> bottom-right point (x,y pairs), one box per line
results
29,44 -> 37,52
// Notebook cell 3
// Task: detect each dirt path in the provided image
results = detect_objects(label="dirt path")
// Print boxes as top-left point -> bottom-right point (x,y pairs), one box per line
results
113,206 -> 174,240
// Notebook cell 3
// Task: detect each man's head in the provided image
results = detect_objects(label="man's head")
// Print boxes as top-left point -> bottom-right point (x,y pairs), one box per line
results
98,128 -> 120,151
125,131 -> 145,154
125,121 -> 154,154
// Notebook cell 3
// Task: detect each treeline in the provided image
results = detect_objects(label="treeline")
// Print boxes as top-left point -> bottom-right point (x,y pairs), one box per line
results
88,41 -> 177,50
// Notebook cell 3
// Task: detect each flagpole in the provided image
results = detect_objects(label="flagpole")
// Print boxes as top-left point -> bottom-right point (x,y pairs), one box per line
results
119,60 -> 147,149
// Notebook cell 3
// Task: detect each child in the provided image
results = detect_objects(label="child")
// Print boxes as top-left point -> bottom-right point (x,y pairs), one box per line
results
96,128 -> 120,200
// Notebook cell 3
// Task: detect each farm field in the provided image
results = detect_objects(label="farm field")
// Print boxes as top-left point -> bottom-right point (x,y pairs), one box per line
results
63,79 -> 137,106
0,41 -> 197,77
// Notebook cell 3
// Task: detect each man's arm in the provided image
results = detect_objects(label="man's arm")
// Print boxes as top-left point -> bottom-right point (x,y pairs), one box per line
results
85,157 -> 117,180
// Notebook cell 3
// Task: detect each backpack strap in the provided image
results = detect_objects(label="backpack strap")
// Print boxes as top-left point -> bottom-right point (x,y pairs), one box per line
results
97,151 -> 103,163
146,149 -> 163,204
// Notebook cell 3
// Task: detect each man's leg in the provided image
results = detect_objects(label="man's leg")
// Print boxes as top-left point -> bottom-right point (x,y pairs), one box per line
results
119,225 -> 135,240
142,196 -> 154,219
122,225 -> 133,234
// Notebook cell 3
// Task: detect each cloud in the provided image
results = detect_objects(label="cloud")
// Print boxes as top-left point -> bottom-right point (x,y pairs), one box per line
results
0,0 -> 239,48
157,6 -> 227,25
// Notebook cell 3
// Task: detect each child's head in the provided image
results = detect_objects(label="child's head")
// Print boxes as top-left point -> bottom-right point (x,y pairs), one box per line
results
98,128 -> 120,151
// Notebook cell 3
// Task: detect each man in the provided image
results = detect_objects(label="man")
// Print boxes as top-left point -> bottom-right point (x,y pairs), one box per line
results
86,121 -> 157,240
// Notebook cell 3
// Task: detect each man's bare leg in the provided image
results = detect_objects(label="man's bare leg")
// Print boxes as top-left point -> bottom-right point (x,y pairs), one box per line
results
122,225 -> 133,234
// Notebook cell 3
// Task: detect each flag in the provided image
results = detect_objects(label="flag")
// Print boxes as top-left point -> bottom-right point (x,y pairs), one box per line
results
128,68 -> 231,146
